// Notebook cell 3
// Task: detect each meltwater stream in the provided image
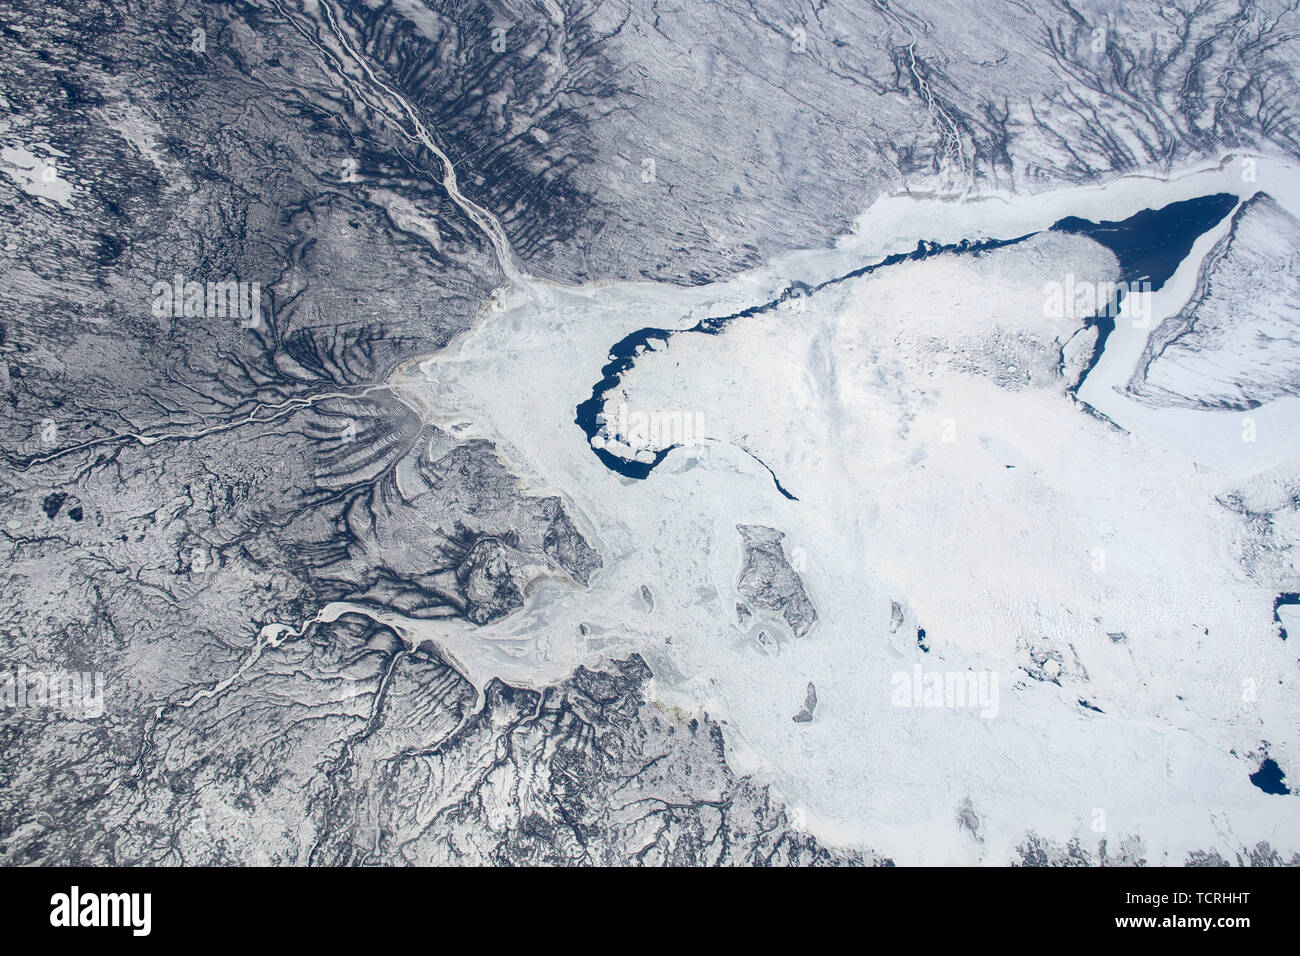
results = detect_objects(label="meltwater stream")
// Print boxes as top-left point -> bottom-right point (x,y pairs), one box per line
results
575,193 -> 1240,487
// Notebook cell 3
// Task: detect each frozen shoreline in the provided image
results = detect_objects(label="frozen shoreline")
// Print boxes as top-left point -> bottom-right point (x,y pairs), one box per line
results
397,154 -> 1300,864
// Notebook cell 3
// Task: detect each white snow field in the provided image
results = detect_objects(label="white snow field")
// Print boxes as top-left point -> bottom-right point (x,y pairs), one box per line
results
391,155 -> 1300,864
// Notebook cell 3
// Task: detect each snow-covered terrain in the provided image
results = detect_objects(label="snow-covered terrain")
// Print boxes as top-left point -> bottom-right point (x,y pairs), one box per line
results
1128,195 -> 1300,413
4,0 -> 1299,868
